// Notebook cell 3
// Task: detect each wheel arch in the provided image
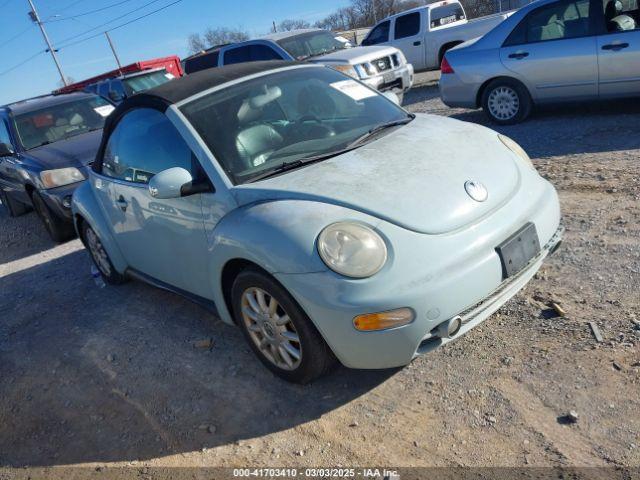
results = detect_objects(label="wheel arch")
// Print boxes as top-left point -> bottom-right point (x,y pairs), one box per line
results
220,258 -> 272,325
438,41 -> 464,66
475,75 -> 532,109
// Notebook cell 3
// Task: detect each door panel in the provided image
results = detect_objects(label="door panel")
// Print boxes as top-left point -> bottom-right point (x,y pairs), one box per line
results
597,32 -> 640,96
112,182 -> 211,297
392,11 -> 426,70
501,37 -> 598,100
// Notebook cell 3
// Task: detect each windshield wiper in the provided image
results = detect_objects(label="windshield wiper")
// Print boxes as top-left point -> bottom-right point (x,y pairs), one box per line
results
347,115 -> 415,148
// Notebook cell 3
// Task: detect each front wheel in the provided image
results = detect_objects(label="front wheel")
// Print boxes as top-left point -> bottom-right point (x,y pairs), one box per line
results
481,79 -> 532,125
82,223 -> 127,285
31,191 -> 75,242
231,268 -> 337,383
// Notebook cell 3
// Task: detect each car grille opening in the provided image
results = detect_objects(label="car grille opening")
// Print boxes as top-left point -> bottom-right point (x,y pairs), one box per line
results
373,56 -> 392,72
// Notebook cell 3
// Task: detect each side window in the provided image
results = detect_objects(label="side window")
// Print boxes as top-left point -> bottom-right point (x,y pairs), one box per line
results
250,44 -> 284,60
507,0 -> 592,44
0,120 -> 12,147
224,46 -> 252,65
395,12 -> 421,39
185,51 -> 220,74
98,82 -> 111,99
362,21 -> 390,45
603,0 -> 639,32
110,81 -> 126,101
101,108 -> 195,184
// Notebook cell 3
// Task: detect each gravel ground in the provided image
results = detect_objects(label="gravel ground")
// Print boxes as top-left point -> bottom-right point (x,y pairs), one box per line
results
1,75 -> 639,474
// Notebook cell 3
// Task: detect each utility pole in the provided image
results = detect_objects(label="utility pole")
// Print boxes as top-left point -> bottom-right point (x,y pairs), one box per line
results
105,31 -> 123,75
272,20 -> 277,33
27,0 -> 68,86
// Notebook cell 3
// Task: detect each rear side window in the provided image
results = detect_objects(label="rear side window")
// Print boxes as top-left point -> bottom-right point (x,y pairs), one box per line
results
224,46 -> 252,65
504,0 -> 592,45
251,44 -> 283,61
184,51 -> 220,74
395,12 -> 421,39
362,20 -> 390,45
430,4 -> 466,28
0,119 -> 12,147
101,108 -> 195,184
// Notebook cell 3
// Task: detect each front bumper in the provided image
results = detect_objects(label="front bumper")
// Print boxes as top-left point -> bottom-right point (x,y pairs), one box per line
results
39,181 -> 84,221
439,72 -> 480,109
275,181 -> 562,370
362,63 -> 414,93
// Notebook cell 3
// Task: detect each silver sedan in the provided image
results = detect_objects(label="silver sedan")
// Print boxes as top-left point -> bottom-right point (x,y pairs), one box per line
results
439,0 -> 640,124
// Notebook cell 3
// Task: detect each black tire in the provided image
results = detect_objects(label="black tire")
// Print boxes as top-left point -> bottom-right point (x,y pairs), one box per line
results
81,222 -> 127,285
231,268 -> 337,384
31,190 -> 75,242
481,78 -> 532,125
0,189 -> 28,217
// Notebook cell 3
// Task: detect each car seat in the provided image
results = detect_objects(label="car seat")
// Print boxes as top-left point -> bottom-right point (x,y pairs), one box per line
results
605,0 -> 637,30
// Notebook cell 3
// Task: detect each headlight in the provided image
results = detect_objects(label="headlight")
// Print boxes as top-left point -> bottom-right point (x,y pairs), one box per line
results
40,167 -> 85,188
498,134 -> 535,170
317,222 -> 387,278
332,64 -> 358,79
354,62 -> 376,78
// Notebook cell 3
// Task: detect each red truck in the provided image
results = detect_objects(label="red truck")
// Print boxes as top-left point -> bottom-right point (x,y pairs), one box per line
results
53,56 -> 183,101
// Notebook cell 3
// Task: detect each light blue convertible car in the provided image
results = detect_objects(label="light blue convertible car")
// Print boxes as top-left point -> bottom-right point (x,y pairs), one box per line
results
72,61 -> 563,383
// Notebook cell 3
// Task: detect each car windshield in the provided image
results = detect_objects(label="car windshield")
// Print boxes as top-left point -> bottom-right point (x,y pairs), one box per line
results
180,67 -> 411,184
123,70 -> 173,95
276,31 -> 347,60
13,96 -> 113,150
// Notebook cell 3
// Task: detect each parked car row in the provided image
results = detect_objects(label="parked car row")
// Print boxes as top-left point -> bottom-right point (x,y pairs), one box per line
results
182,28 -> 415,100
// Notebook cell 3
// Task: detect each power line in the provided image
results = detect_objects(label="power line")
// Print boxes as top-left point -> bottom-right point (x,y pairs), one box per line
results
44,0 -> 136,23
58,0 -> 183,50
0,50 -> 45,78
0,24 -> 33,49
54,0 -> 166,47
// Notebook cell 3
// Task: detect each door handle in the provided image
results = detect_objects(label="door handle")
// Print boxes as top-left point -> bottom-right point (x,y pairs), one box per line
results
413,40 -> 421,46
601,42 -> 629,51
116,195 -> 128,212
508,51 -> 529,59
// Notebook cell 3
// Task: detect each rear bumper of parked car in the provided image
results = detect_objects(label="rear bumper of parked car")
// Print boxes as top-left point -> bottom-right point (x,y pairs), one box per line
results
275,181 -> 562,370
439,72 -> 480,109
362,63 -> 414,94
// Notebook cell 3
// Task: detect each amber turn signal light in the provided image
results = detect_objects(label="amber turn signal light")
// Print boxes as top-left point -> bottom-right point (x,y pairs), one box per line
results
353,308 -> 415,332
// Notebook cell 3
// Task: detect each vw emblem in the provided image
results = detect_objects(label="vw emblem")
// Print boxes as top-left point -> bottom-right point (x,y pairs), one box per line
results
464,180 -> 488,202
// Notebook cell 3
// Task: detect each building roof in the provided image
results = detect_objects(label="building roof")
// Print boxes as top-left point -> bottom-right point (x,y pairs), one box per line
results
2,91 -> 99,115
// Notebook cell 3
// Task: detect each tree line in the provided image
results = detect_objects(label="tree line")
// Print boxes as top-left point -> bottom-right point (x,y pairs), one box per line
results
187,0 -> 502,54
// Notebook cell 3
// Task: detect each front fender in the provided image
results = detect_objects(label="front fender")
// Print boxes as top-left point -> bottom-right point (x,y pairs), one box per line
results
71,181 -> 127,274
207,200 -> 383,324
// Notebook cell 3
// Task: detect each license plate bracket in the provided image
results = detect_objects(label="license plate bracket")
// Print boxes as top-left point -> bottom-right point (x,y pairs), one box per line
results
496,222 -> 541,279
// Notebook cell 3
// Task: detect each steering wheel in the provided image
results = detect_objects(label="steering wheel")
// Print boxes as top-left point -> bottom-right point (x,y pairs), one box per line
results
294,114 -> 336,138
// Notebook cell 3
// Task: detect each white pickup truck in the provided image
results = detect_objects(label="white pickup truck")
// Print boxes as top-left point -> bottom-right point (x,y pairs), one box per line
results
362,0 -> 514,71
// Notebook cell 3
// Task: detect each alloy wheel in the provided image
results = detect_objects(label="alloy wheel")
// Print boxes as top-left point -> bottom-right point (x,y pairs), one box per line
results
487,86 -> 520,121
85,228 -> 112,276
240,287 -> 302,370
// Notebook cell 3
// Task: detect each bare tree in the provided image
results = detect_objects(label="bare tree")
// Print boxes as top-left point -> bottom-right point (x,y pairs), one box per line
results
187,27 -> 250,54
276,19 -> 311,31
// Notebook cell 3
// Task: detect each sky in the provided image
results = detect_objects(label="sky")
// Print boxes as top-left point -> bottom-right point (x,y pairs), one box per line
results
0,0 -> 350,105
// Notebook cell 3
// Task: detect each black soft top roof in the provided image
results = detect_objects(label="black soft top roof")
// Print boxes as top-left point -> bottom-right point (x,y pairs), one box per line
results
132,60 -> 298,107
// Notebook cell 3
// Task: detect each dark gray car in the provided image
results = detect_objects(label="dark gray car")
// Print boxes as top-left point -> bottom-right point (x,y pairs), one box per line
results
439,0 -> 640,124
0,92 -> 113,241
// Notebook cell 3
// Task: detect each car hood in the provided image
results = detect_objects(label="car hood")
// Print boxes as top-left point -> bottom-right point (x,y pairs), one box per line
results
232,114 -> 521,235
26,129 -> 102,169
310,45 -> 399,64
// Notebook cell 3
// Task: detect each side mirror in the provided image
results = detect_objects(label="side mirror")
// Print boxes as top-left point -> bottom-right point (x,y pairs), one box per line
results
382,91 -> 401,106
0,143 -> 14,156
148,167 -> 214,199
148,167 -> 194,199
